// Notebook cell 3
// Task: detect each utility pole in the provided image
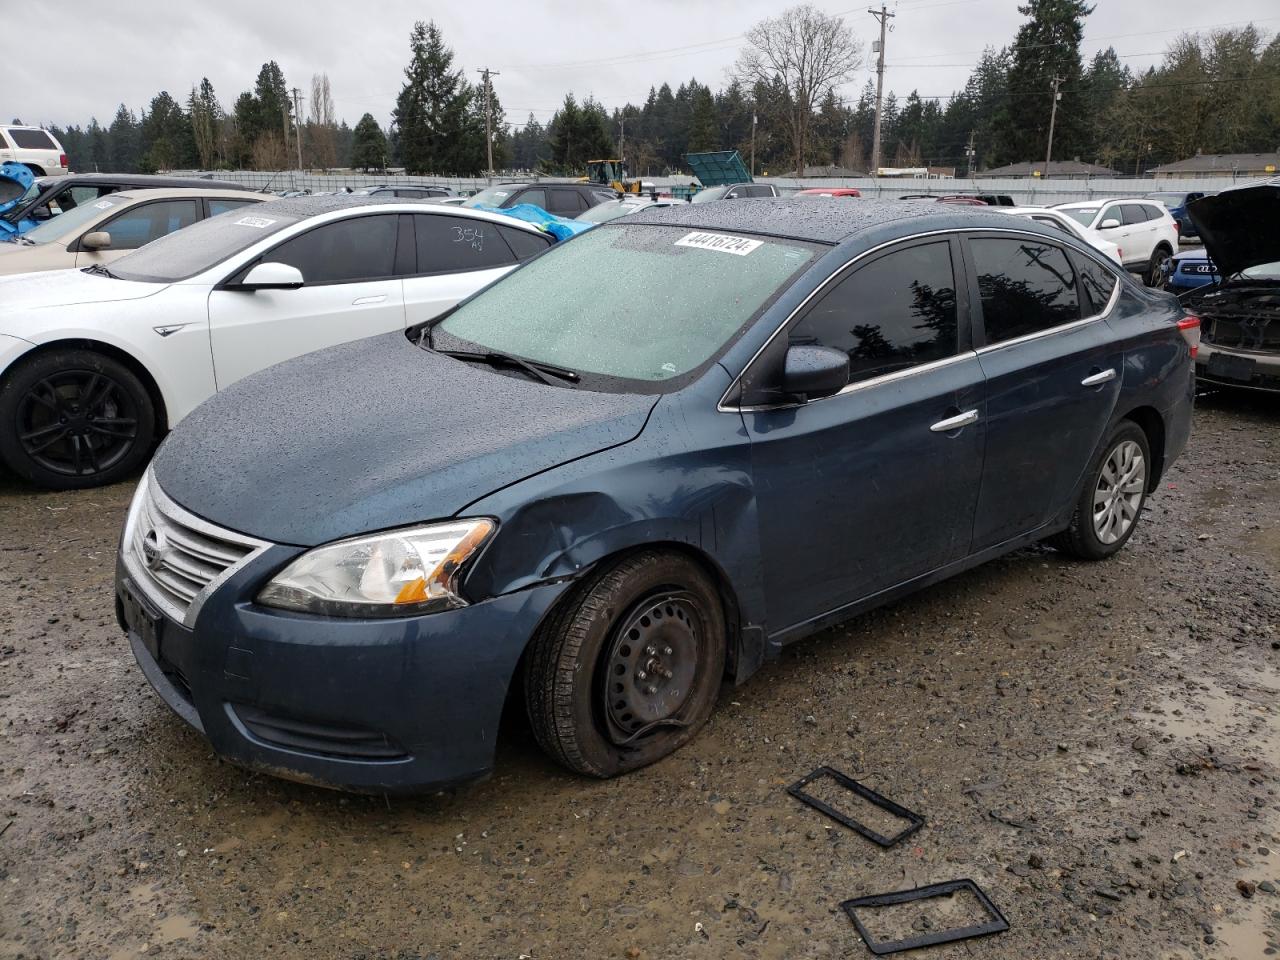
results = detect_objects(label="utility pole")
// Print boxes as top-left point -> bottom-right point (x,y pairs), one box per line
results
476,67 -> 500,177
750,112 -> 758,177
618,116 -> 625,161
964,130 -> 976,178
868,4 -> 894,177
290,87 -> 305,170
1043,75 -> 1063,179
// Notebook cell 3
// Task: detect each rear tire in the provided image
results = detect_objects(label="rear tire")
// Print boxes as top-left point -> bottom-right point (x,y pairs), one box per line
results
1147,245 -> 1172,287
1050,421 -> 1150,560
524,551 -> 726,778
0,348 -> 155,490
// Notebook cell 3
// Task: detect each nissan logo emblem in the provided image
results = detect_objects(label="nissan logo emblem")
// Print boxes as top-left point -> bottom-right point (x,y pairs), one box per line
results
141,528 -> 166,571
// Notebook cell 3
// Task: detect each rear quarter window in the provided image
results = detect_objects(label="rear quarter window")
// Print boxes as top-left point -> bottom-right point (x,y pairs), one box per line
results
7,128 -> 57,150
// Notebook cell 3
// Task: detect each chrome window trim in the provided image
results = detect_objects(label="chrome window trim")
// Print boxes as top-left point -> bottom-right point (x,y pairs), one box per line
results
718,225 -> 1122,414
121,468 -> 272,629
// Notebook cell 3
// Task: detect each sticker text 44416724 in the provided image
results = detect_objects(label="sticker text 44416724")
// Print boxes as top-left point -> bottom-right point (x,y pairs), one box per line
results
675,231 -> 764,256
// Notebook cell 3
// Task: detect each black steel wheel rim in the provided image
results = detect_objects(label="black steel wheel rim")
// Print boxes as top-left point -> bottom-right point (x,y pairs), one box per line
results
15,369 -> 139,477
600,591 -> 704,744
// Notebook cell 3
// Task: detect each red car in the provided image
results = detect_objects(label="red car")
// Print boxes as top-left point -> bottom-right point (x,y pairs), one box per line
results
796,187 -> 862,198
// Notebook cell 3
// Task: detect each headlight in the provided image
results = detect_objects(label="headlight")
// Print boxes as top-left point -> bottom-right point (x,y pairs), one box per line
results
256,519 -> 495,617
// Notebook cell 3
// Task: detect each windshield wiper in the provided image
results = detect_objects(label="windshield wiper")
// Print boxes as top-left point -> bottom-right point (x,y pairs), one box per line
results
82,263 -> 117,279
436,347 -> 580,386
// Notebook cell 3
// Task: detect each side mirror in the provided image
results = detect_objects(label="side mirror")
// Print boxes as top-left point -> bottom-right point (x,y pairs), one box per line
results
238,262 -> 304,291
81,231 -> 111,251
1098,217 -> 1121,230
781,345 -> 849,401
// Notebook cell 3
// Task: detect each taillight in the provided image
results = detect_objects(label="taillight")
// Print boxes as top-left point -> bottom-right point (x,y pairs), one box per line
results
1177,316 -> 1201,358
1174,220 -> 1180,234
59,153 -> 68,169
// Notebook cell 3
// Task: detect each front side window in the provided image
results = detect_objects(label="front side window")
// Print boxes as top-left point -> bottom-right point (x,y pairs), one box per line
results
971,237 -> 1080,344
414,215 -> 517,273
789,241 -> 959,385
263,214 -> 398,284
96,199 -> 199,251
435,224 -> 818,389
514,188 -> 546,209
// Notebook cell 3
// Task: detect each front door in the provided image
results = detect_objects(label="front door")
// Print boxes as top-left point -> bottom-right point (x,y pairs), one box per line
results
208,213 -> 406,390
743,238 -> 986,635
965,234 -> 1123,551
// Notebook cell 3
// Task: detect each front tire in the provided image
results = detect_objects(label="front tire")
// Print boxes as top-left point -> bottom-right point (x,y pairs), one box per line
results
0,348 -> 155,490
524,551 -> 727,778
1050,421 -> 1151,560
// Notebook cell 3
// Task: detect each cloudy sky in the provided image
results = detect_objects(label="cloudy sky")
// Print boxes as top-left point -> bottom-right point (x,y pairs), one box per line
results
22,0 -> 1280,131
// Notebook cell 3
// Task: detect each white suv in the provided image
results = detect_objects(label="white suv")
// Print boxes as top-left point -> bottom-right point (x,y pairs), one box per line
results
0,126 -> 68,177
1054,198 -> 1178,285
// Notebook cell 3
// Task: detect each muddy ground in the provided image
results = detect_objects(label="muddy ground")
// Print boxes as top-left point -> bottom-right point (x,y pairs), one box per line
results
1,388 -> 1278,960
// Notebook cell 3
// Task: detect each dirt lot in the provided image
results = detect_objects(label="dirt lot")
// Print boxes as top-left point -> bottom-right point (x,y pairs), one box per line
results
2,389 -> 1278,960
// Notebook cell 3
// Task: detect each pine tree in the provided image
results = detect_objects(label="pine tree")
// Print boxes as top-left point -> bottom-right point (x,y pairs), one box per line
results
189,78 -> 223,169
141,91 -> 195,172
351,113 -> 388,172
107,105 -> 141,172
687,85 -> 719,153
1001,0 -> 1093,165
393,21 -> 478,174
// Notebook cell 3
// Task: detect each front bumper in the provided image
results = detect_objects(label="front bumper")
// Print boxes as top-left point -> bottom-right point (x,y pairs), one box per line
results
116,549 -> 570,793
1196,341 -> 1280,394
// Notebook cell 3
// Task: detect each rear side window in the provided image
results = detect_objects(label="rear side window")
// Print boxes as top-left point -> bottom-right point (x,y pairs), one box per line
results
789,241 -> 959,385
207,198 -> 259,217
1121,204 -> 1150,225
7,128 -> 57,149
98,199 -> 199,251
499,225 -> 551,260
414,215 -> 517,273
971,237 -> 1080,343
1073,253 -> 1119,315
263,214 -> 398,284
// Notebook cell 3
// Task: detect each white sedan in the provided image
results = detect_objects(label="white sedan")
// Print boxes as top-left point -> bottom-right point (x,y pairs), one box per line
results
0,197 -> 553,489
998,206 -> 1123,265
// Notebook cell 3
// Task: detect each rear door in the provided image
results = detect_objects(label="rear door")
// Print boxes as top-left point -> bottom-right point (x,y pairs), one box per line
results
966,232 -> 1123,551
743,237 -> 986,633
403,214 -> 526,325
207,213 -> 405,389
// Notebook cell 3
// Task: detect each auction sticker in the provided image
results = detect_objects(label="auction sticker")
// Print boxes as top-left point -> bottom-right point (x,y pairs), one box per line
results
675,231 -> 763,256
93,200 -> 116,210
234,216 -> 277,228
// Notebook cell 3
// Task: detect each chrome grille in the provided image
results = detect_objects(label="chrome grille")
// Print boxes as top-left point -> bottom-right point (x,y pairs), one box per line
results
123,471 -> 269,625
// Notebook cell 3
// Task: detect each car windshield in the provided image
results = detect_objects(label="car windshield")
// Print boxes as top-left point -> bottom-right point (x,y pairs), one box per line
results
690,186 -> 730,204
21,195 -> 124,245
109,207 -> 302,283
576,201 -> 645,224
1241,260 -> 1280,280
462,185 -> 518,208
1060,206 -> 1099,227
434,224 -> 818,389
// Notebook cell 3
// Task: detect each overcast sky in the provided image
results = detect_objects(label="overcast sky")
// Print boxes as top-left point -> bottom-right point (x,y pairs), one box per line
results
22,0 -> 1280,132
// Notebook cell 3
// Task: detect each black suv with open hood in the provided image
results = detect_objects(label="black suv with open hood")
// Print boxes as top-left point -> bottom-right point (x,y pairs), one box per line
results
1184,182 -> 1280,393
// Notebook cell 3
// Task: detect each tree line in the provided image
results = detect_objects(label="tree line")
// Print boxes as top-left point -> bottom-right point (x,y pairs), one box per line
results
36,1 -> 1280,180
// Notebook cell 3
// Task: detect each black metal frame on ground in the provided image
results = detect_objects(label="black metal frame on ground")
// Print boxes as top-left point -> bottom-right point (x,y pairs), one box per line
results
840,878 -> 1010,955
786,766 -> 924,848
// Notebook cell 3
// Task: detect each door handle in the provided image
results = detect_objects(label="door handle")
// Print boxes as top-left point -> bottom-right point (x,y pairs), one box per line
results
352,295 -> 387,306
1081,368 -> 1116,387
930,409 -> 979,433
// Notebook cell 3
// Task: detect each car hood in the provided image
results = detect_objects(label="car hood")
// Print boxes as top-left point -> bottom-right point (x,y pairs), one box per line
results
153,332 -> 659,546
1186,185 -> 1280,280
0,267 -> 167,311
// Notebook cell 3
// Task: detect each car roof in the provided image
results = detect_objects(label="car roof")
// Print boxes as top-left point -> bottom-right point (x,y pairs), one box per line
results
1057,197 -> 1156,208
623,196 -> 1036,245
108,187 -> 269,202
251,193 -> 546,230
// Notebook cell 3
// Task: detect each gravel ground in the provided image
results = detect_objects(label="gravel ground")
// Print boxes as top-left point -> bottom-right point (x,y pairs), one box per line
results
1,388 -> 1278,960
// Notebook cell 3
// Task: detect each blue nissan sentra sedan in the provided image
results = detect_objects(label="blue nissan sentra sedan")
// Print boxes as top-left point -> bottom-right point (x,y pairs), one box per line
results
116,199 -> 1197,792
